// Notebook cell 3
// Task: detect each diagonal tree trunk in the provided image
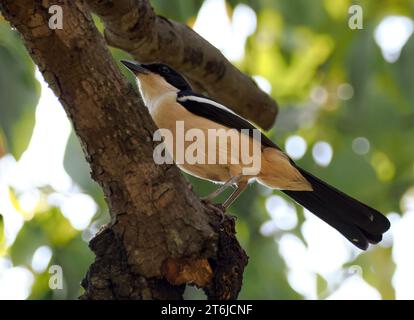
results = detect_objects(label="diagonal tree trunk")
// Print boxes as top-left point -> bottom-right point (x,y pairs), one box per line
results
0,0 -> 276,299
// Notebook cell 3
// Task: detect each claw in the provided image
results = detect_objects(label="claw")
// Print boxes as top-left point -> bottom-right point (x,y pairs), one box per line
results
201,198 -> 227,223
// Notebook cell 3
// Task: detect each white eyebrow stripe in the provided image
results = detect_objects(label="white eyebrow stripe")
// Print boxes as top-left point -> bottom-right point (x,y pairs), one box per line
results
177,95 -> 238,115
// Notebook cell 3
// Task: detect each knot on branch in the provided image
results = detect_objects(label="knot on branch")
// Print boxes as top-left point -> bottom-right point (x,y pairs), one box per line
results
81,203 -> 248,300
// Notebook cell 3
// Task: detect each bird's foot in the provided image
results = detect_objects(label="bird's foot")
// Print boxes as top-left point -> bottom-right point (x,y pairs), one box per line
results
201,198 -> 226,223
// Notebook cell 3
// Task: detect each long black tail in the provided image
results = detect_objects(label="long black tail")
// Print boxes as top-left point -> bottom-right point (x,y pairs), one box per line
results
283,167 -> 390,250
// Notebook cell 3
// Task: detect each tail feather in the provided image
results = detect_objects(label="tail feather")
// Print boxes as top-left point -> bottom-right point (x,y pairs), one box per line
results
283,167 -> 390,250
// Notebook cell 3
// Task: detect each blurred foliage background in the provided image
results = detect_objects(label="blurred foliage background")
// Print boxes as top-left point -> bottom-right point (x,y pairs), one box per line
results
1,0 -> 414,299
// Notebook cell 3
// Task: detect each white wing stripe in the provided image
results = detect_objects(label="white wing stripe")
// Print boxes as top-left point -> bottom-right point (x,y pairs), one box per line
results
177,95 -> 238,115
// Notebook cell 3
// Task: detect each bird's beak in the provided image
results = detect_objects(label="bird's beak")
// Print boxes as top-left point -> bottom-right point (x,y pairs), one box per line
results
120,60 -> 149,75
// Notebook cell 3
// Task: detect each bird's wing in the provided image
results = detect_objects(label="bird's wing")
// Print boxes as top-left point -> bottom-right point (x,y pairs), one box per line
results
176,90 -> 279,149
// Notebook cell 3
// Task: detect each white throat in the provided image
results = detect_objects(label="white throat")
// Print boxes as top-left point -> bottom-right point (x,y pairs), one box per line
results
136,74 -> 179,114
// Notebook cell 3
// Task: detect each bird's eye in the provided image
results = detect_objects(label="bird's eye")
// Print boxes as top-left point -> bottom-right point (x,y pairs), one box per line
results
161,66 -> 170,74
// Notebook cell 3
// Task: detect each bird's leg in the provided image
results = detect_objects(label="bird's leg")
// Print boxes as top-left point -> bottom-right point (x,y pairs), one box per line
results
202,174 -> 242,201
222,181 -> 248,209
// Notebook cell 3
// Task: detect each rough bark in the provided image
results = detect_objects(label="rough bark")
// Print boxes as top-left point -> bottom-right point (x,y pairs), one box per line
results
85,0 -> 278,130
0,0 -> 247,299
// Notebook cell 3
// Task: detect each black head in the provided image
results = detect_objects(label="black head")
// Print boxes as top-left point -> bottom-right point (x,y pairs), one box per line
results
121,60 -> 191,91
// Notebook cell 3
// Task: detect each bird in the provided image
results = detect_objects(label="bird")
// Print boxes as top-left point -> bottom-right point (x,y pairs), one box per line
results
121,60 -> 390,250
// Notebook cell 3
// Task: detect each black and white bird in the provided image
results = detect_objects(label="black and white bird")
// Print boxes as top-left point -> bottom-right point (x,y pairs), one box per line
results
121,60 -> 390,250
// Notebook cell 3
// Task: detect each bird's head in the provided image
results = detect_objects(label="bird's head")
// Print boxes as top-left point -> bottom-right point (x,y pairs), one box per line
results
121,60 -> 191,99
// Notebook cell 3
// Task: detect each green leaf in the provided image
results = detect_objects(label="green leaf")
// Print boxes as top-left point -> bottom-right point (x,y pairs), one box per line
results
9,207 -> 78,266
317,274 -> 328,298
0,214 -> 6,255
0,22 -> 40,159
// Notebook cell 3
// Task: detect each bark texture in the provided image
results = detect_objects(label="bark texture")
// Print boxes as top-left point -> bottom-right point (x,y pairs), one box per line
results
85,0 -> 278,130
0,0 -> 248,299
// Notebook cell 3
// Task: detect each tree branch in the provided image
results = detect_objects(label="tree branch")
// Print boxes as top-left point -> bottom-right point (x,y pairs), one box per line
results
0,0 -> 247,299
85,0 -> 278,130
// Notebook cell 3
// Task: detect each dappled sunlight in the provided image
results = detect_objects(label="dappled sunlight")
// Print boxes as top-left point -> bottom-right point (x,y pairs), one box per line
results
337,83 -> 354,101
400,187 -> 414,212
312,141 -> 333,167
11,70 -> 72,192
49,193 -> 97,231
392,210 -> 414,299
18,188 -> 41,214
326,274 -> 381,300
193,0 -> 257,62
128,2 -> 414,300
31,245 -> 52,273
285,135 -> 307,160
0,266 -> 34,299
374,16 -> 414,63
259,220 -> 279,237
352,137 -> 370,156
0,156 -> 25,245
0,69 -> 99,299
301,209 -> 354,276
252,75 -> 272,94
310,86 -> 328,106
1,0 -> 412,301
379,213 -> 399,248
265,195 -> 297,230
0,70 -> 99,236
279,234 -> 316,299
